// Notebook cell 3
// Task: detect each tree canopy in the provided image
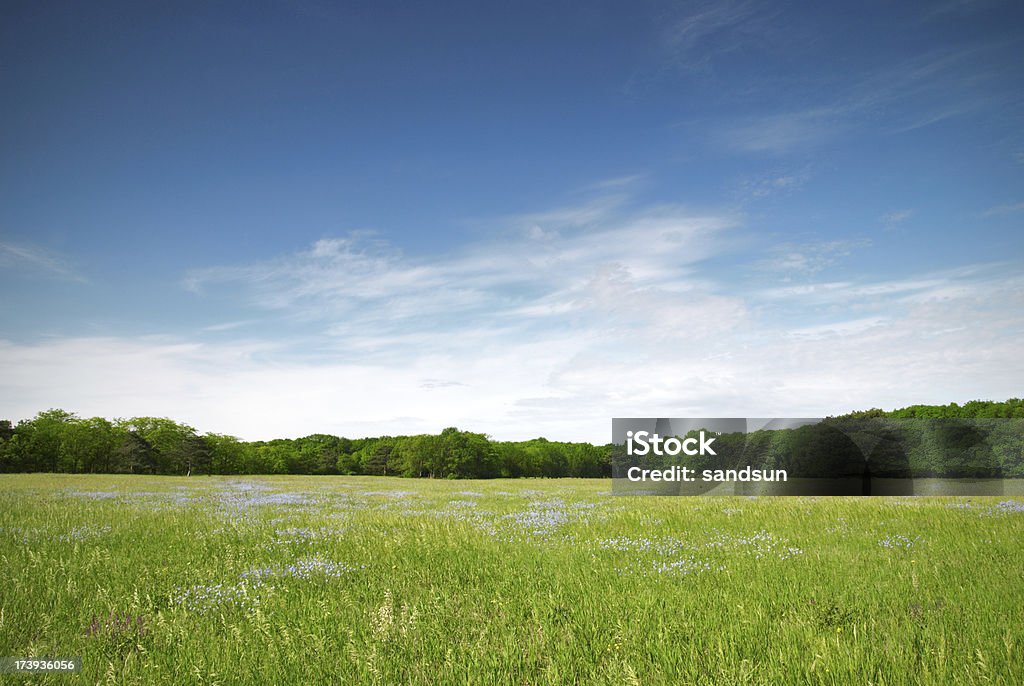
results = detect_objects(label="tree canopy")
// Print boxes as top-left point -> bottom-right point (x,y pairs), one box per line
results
0,411 -> 613,478
1,399 -> 1021,477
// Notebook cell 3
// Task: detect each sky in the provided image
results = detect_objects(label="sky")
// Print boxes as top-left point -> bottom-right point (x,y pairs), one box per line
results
1,0 -> 1023,442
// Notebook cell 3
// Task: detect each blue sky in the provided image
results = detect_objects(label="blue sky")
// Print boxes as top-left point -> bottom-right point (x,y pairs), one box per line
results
2,0 -> 1022,441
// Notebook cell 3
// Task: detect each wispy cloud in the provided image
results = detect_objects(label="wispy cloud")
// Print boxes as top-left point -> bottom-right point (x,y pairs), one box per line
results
662,0 -> 784,71
583,174 -> 647,192
924,0 -> 1002,19
719,107 -> 843,155
756,264 -> 1015,306
733,167 -> 812,202
881,209 -> 915,228
201,320 -> 257,332
0,242 -> 85,281
184,198 -> 742,353
715,45 -> 1017,155
786,316 -> 888,340
982,201 -> 1024,217
420,378 -> 466,389
758,239 -> 871,276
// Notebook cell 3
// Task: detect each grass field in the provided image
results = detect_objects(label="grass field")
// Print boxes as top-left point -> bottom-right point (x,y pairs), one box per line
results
1,475 -> 1022,684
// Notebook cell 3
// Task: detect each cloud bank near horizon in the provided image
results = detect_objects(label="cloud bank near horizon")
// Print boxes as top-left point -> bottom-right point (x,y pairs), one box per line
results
3,195 -> 1021,443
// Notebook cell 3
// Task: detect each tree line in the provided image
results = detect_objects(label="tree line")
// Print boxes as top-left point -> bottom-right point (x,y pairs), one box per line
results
0,410 -> 611,478
837,398 -> 1024,420
1,399 -> 1021,478
613,399 -> 1024,480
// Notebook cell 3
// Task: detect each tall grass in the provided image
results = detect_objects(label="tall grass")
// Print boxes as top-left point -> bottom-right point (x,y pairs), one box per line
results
0,474 -> 1021,684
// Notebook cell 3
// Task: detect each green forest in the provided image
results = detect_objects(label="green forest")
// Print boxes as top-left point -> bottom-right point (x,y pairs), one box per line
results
1,399 -> 1022,478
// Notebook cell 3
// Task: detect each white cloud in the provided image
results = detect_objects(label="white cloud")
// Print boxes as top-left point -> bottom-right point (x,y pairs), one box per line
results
756,264 -> 1011,305
982,202 -> 1024,217
881,209 -> 915,226
4,269 -> 1019,442
758,239 -> 871,276
787,317 -> 888,340
661,0 -> 783,71
201,320 -> 257,332
2,201 -> 1022,443
0,242 -> 85,281
714,46 -> 1013,156
733,167 -> 812,202
583,174 -> 647,191
720,107 -> 842,155
184,202 -> 740,344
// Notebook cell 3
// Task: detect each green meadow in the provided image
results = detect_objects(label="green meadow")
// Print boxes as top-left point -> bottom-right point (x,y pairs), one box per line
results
1,475 -> 1022,685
